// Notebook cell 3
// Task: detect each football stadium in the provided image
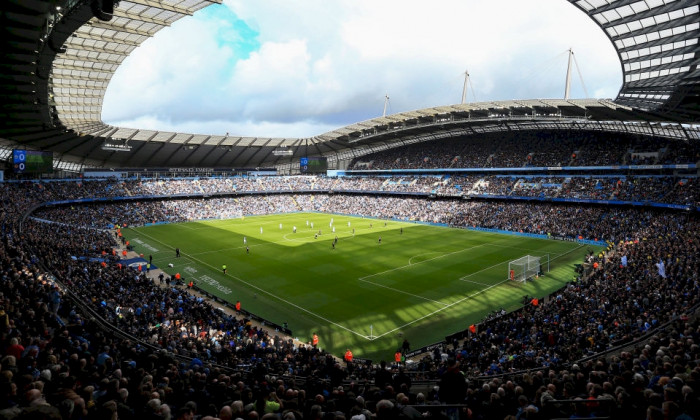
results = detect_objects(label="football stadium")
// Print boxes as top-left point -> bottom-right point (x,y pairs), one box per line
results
1,1 -> 699,419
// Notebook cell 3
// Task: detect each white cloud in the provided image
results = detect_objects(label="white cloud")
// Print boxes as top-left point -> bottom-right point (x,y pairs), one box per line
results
102,15 -> 236,122
103,0 -> 621,138
230,39 -> 311,97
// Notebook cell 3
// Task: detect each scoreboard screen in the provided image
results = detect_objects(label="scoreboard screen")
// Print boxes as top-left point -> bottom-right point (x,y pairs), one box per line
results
300,157 -> 328,174
13,149 -> 54,173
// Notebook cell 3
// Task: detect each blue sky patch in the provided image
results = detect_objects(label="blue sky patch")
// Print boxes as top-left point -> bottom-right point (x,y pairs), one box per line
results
197,4 -> 260,61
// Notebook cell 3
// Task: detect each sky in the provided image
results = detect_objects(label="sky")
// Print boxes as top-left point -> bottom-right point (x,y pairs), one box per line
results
101,0 -> 622,139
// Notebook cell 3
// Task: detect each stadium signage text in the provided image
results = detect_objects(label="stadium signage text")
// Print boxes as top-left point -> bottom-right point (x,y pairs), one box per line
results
168,167 -> 216,172
404,341 -> 445,359
130,238 -> 159,252
197,274 -> 232,295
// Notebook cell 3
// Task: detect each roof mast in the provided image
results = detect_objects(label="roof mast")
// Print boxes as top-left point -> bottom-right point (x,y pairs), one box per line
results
564,48 -> 574,100
461,69 -> 470,104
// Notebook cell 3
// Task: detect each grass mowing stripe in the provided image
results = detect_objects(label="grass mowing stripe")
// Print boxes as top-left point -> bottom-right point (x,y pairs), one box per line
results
190,243 -> 264,256
372,278 -> 508,340
372,243 -> 584,340
358,242 -> 490,281
124,213 -> 598,360
460,279 -> 494,287
133,227 -> 373,340
356,277 -> 450,307
188,226 -> 370,256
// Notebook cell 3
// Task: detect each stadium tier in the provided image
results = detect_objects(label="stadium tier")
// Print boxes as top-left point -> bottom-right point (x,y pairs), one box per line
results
2,0 -> 700,419
2,175 -> 700,419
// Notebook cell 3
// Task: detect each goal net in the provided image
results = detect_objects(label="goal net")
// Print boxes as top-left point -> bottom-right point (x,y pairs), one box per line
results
508,255 -> 544,283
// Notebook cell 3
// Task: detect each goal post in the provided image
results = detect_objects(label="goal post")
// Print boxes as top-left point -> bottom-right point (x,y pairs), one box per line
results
509,254 -> 549,283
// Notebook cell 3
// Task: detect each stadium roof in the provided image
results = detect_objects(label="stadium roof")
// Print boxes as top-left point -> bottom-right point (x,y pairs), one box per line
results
567,0 -> 700,118
0,0 -> 698,171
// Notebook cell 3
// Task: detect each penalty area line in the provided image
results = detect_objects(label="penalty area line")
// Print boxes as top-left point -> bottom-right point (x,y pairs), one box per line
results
376,243 -> 587,339
359,243 -> 489,281
371,279 -> 509,340
357,277 -> 449,307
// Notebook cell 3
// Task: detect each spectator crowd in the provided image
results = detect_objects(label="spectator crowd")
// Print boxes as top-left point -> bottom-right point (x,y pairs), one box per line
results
350,130 -> 700,170
1,174 -> 699,420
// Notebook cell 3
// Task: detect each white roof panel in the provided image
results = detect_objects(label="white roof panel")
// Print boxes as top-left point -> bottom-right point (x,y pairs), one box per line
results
53,0 -> 221,134
42,0 -> 699,160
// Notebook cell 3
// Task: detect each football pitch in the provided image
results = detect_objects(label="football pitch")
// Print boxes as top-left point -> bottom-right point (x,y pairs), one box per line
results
124,212 -> 596,361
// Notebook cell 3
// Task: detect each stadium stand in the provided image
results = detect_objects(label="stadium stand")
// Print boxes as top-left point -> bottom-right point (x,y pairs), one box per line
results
2,175 -> 700,419
349,132 -> 700,170
2,0 -> 700,419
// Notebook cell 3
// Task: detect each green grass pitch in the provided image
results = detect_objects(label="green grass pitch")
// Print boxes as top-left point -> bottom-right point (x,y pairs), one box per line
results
124,212 -> 597,362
